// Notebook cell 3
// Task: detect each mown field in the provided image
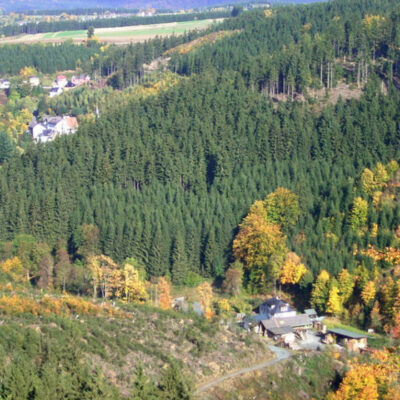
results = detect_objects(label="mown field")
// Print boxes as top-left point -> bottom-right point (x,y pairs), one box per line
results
0,19 -> 222,45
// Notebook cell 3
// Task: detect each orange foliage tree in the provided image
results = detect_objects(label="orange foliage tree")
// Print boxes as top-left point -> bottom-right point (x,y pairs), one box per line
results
327,348 -> 400,400
158,277 -> 172,310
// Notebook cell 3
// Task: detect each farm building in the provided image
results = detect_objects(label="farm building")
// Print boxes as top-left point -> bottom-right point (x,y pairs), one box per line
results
0,79 -> 10,89
259,314 -> 313,337
323,328 -> 368,352
29,115 -> 78,143
256,296 -> 297,320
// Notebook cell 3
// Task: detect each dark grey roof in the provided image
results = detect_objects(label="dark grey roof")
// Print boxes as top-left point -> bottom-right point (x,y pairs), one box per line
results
267,326 -> 293,336
45,116 -> 62,125
283,314 -> 312,327
264,297 -> 288,307
260,318 -> 282,330
261,314 -> 312,329
327,328 -> 367,339
42,129 -> 55,137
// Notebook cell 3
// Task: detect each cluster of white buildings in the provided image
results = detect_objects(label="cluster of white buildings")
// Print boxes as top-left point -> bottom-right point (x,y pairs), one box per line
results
49,74 -> 91,98
28,115 -> 78,143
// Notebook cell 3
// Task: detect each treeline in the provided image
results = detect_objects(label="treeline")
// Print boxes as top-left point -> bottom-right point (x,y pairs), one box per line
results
93,32 -> 202,88
0,10 -> 230,37
0,42 -> 101,75
170,1 -> 400,94
23,7 -> 142,15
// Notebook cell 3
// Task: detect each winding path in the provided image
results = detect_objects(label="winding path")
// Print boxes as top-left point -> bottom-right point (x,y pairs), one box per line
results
195,345 -> 292,395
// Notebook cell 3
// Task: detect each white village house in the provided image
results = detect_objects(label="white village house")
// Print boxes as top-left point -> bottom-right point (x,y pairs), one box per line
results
49,87 -> 63,98
258,296 -> 297,319
0,79 -> 10,90
71,74 -> 90,86
29,115 -> 78,143
55,75 -> 68,88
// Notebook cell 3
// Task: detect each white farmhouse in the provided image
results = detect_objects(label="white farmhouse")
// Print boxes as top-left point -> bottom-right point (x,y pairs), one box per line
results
29,115 -> 79,143
49,87 -> 63,98
0,79 -> 10,90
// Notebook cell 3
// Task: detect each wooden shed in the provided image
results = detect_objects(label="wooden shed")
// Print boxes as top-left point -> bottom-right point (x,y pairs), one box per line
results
324,328 -> 368,352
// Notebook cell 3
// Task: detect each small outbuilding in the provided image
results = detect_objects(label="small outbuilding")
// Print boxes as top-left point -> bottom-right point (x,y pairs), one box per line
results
266,326 -> 295,343
304,309 -> 318,319
324,328 -> 368,352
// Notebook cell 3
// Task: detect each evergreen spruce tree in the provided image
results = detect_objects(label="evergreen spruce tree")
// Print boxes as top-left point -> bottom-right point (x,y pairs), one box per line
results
171,233 -> 188,285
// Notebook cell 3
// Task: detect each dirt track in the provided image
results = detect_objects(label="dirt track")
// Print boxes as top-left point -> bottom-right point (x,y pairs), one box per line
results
195,345 -> 292,396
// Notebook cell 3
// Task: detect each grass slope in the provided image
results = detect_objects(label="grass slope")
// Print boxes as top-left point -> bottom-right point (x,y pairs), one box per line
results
201,350 -> 345,400
0,288 -> 271,398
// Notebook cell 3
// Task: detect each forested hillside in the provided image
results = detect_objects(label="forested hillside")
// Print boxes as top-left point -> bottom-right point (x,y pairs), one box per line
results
1,0 -> 400,397
1,0 -> 400,286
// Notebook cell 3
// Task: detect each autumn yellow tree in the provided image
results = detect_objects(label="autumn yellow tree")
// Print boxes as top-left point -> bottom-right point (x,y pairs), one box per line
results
311,270 -> 330,313
361,168 -> 376,196
1,257 -> 27,283
327,348 -> 400,400
350,197 -> 368,232
386,160 -> 399,178
373,162 -> 389,187
89,255 -> 121,299
380,276 -> 396,323
337,269 -> 355,304
279,252 -> 307,285
326,285 -> 342,315
196,282 -> 213,319
215,298 -> 231,317
361,281 -> 376,306
19,66 -> 37,78
327,362 -> 380,400
122,262 -> 148,303
233,201 -> 287,292
263,187 -> 300,232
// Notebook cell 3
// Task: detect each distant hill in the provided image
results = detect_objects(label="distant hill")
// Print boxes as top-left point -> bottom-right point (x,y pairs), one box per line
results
1,0 -> 324,12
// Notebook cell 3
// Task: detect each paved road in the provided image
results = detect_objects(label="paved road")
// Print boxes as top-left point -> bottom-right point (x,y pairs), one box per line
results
195,345 -> 292,395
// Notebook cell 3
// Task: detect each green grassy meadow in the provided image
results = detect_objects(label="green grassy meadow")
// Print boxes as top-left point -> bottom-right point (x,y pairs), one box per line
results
40,19 -> 219,42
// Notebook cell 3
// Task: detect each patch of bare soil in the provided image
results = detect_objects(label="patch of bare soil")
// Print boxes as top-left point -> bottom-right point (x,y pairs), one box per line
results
309,81 -> 363,105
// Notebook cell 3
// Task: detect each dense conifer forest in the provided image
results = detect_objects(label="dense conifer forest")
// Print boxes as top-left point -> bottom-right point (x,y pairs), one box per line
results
1,0 -> 400,287
1,0 -> 400,398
